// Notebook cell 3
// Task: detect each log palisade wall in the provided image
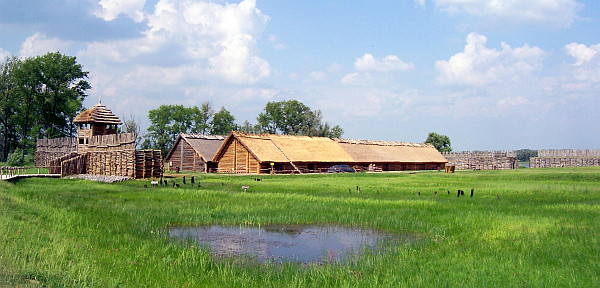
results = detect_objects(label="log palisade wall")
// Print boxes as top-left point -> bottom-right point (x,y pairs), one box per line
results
36,133 -> 161,178
530,149 -> 600,168
35,137 -> 77,167
442,151 -> 518,170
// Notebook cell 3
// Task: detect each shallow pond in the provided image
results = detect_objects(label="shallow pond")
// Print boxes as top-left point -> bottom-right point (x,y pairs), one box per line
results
169,225 -> 407,264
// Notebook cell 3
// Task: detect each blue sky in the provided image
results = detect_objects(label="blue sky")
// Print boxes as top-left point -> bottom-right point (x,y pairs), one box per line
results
1,0 -> 599,150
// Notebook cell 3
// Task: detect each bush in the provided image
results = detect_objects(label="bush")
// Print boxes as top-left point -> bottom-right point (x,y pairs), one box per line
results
6,149 -> 24,166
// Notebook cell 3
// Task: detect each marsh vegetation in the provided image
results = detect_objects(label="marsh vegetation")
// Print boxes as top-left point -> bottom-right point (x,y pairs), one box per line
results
1,168 -> 599,286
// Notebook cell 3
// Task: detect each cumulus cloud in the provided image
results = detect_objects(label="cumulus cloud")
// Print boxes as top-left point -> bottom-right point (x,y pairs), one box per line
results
435,0 -> 583,26
309,71 -> 326,81
0,47 -> 10,60
79,0 -> 271,98
563,42 -> 600,83
414,0 -> 426,7
565,42 -> 600,65
435,32 -> 544,86
19,33 -> 73,57
94,0 -> 146,22
354,53 -> 413,72
341,53 -> 412,86
145,0 -> 271,84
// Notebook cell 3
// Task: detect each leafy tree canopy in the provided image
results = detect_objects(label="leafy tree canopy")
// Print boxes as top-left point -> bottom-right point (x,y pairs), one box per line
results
0,52 -> 89,161
256,99 -> 343,138
210,107 -> 236,135
516,149 -> 538,162
425,132 -> 452,153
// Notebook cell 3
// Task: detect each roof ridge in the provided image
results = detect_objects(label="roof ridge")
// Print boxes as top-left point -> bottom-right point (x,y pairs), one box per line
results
334,138 -> 433,148
181,133 -> 226,140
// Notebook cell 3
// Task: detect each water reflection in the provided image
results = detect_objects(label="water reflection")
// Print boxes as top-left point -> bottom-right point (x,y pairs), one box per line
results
169,225 -> 405,263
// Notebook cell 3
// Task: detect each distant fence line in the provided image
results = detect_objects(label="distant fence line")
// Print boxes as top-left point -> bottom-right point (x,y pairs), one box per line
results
537,149 -> 600,157
443,151 -> 517,158
442,151 -> 518,170
530,149 -> 600,168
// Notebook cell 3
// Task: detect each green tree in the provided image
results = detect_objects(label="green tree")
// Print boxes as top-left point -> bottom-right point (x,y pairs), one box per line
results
191,101 -> 213,134
238,120 -> 256,134
34,52 -> 90,139
0,52 -> 89,161
210,107 -> 236,135
143,105 -> 189,155
516,149 -> 538,162
256,99 -> 343,137
425,132 -> 452,152
121,113 -> 141,149
0,57 -> 20,160
143,103 -> 228,155
329,125 -> 344,138
256,101 -> 282,134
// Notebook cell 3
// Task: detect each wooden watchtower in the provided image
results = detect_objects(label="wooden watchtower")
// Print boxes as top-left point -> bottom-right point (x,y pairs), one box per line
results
73,102 -> 122,153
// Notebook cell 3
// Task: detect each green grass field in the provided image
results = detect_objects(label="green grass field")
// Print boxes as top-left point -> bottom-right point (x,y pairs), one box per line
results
1,168 -> 599,287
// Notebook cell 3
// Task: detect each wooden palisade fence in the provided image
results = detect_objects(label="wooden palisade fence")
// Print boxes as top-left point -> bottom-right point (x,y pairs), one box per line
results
442,151 -> 519,170
530,149 -> 600,168
38,133 -> 162,178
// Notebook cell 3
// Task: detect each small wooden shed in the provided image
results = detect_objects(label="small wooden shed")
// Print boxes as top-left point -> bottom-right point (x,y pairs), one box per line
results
164,134 -> 225,172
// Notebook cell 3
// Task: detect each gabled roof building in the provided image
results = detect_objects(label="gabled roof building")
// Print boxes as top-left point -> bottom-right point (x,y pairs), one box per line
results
212,132 -> 447,174
164,134 -> 226,172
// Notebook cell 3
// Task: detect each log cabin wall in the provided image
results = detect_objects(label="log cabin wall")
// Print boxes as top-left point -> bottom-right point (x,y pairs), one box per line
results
217,138 -> 260,173
166,140 -> 206,172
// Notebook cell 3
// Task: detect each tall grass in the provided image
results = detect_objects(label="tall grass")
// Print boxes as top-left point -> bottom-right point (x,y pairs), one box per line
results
1,168 -> 599,287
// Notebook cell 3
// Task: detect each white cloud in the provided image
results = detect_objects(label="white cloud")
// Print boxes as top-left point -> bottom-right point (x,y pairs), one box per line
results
145,0 -> 271,84
0,47 -> 10,60
341,53 -> 413,86
94,0 -> 146,22
565,42 -> 600,65
340,72 -> 375,86
435,0 -> 583,26
19,33 -> 73,57
563,42 -> 600,84
354,53 -> 413,72
309,71 -> 326,81
435,32 -> 544,86
269,34 -> 285,50
497,96 -> 528,109
414,0 -> 426,7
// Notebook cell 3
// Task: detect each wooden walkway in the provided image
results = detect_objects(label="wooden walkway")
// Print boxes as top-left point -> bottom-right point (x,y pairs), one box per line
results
1,174 -> 61,181
1,167 -> 60,181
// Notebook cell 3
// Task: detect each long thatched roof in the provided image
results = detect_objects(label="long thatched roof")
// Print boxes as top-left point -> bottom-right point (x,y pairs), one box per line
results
230,132 -> 354,163
73,103 -> 122,125
213,132 -> 448,164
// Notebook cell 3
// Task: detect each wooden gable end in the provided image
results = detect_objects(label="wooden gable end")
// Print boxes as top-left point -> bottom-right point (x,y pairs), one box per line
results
217,138 -> 260,173
166,138 -> 206,172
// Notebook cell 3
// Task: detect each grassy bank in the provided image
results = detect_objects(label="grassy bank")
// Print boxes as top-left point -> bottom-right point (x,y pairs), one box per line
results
1,168 -> 599,287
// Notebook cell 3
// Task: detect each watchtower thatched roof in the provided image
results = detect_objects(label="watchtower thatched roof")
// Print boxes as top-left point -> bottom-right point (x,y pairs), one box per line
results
74,103 -> 122,125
